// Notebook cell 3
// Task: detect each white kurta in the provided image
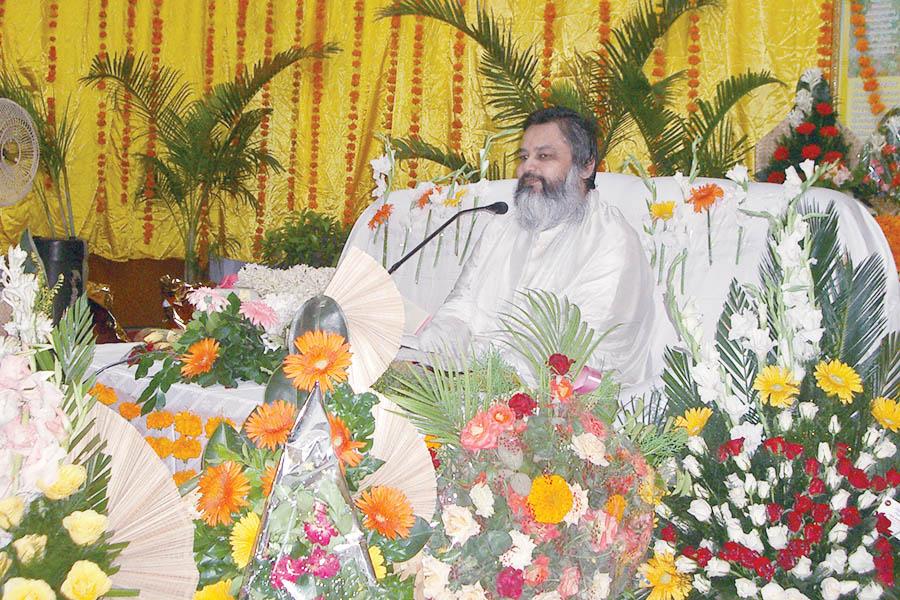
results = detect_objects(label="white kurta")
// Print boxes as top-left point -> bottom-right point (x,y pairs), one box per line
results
417,189 -> 657,386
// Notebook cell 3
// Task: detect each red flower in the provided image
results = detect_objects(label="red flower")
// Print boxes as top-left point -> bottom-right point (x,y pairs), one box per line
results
874,552 -> 894,586
835,443 -> 850,459
719,541 -> 742,561
808,477 -> 826,495
763,437 -> 785,455
787,538 -> 810,558
784,441 -> 804,460
804,457 -> 820,476
767,171 -> 786,184
739,546 -> 760,569
695,547 -> 712,567
804,522 -> 823,543
428,446 -> 440,470
796,122 -> 816,135
717,438 -> 744,462
496,567 -> 524,599
837,458 -> 852,476
886,468 -> 900,486
547,353 -> 574,376
841,506 -> 861,527
508,393 -> 536,419
661,524 -> 677,542
876,513 -> 892,536
820,125 -> 839,137
767,503 -> 784,523
816,102 -> 834,116
870,475 -> 887,492
777,549 -> 797,570
847,467 -> 870,489
801,144 -> 822,160
811,503 -> 830,523
824,150 -> 843,163
794,494 -> 813,514
875,537 -> 892,555
774,145 -> 790,161
787,511 -> 803,532
754,556 -> 775,581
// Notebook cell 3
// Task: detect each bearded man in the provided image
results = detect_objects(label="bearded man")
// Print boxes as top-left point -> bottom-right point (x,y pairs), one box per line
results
416,106 -> 657,385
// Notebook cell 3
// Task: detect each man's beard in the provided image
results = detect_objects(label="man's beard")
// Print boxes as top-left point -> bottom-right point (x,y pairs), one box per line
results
513,167 -> 587,232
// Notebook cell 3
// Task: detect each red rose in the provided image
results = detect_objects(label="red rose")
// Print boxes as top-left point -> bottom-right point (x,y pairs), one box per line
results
801,144 -> 822,160
824,150 -> 843,163
835,443 -> 850,459
784,441 -> 804,460
820,125 -> 839,137
837,458 -> 852,476
661,524 -> 677,543
507,393 -> 536,419
808,477 -> 826,495
767,171 -> 786,184
886,468 -> 900,486
695,547 -> 712,567
812,502 -> 831,523
876,513 -> 893,536
796,122 -> 816,135
804,457 -> 820,476
874,553 -> 895,587
787,511 -> 804,532
847,467 -> 870,489
840,506 -> 861,527
767,503 -> 784,523
739,546 -> 760,569
754,556 -> 775,580
547,353 -> 574,376
816,102 -> 833,116
787,538 -> 810,558
870,475 -> 887,492
774,145 -> 790,161
719,541 -> 742,561
681,545 -> 697,558
777,549 -> 797,570
794,494 -> 813,514
804,522 -> 823,543
763,437 -> 785,455
875,536 -> 892,555
496,567 -> 524,599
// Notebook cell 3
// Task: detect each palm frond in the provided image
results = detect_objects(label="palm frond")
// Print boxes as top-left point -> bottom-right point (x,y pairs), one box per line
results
619,393 -> 688,467
869,332 -> 900,400
686,71 -> 782,148
388,136 -> 477,175
660,347 -> 700,415
822,255 -> 887,368
715,282 -> 761,408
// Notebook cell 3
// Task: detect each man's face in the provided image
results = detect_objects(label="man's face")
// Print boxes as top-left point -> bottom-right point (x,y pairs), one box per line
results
515,122 -> 576,194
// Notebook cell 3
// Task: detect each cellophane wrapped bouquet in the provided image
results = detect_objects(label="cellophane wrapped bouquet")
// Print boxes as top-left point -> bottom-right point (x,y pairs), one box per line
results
649,162 -> 899,600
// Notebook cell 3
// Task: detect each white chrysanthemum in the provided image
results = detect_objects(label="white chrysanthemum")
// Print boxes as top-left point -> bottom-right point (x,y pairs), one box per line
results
469,482 -> 494,519
500,530 -> 535,571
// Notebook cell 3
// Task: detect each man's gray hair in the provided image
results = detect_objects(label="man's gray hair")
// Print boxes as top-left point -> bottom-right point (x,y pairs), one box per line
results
523,106 -> 599,190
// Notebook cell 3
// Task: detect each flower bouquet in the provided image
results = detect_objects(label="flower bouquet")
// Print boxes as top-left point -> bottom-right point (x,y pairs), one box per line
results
854,108 -> 900,205
649,163 -> 900,599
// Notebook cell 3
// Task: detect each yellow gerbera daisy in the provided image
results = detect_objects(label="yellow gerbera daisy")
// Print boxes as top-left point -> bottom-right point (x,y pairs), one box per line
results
649,201 -> 676,222
527,474 -> 573,524
753,365 -> 800,407
283,330 -> 352,393
229,512 -> 260,568
193,579 -> 233,600
674,407 -> 712,436
872,396 -> 900,432
368,546 -> 387,580
640,552 -> 692,600
815,359 -> 863,404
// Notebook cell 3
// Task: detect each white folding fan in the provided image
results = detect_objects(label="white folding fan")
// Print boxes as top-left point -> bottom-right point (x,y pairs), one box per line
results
84,403 -> 198,599
356,392 -> 436,521
325,247 -> 404,392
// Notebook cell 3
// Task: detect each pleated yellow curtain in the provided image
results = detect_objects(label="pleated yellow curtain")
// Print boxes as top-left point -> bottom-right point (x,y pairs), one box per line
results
0,0 -> 822,262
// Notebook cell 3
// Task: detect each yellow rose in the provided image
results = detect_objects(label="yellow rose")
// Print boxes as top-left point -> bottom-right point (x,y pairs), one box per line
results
193,579 -> 234,600
2,578 -> 55,600
12,534 -> 47,565
0,496 -> 25,529
38,464 -> 87,500
62,510 -> 108,546
0,552 -> 11,580
60,561 -> 111,600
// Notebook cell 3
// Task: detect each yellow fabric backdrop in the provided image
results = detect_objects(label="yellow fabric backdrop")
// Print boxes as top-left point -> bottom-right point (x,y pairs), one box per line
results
0,0 -> 822,262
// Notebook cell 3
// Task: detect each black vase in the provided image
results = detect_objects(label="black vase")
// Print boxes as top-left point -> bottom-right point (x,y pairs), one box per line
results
32,236 -> 87,324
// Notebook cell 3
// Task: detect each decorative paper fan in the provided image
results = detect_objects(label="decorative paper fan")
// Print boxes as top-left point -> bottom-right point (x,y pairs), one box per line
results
356,393 -> 436,521
84,403 -> 198,599
325,247 -> 404,392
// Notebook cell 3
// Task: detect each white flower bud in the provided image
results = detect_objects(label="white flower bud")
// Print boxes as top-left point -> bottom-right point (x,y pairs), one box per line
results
859,491 -> 877,510
767,525 -> 789,550
849,546 -> 875,574
682,455 -> 702,478
756,481 -> 771,498
689,499 -> 712,522
734,453 -> 751,471
855,452 -> 875,471
687,435 -> 708,455
818,442 -> 833,464
826,466 -> 842,490
798,402 -> 818,420
748,504 -> 767,527
830,490 -> 851,511
675,556 -> 697,574
828,523 -> 849,544
693,484 -> 710,499
736,578 -> 758,598
863,427 -> 881,448
824,547 -> 847,574
791,556 -> 812,579
779,461 -> 794,479
777,410 -> 793,432
829,415 -> 841,434
874,439 -> 896,459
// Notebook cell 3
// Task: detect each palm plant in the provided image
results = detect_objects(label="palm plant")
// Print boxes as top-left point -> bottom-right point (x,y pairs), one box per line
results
379,0 -> 782,179
82,45 -> 338,281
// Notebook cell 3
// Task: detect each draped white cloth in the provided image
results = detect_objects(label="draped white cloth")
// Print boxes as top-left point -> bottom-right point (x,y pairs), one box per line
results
416,190 -> 658,386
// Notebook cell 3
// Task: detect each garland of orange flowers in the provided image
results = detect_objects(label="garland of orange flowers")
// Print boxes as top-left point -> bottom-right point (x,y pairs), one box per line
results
286,0 -> 306,212
650,1 -> 665,83
252,0 -> 276,259
45,2 -> 58,128
382,15 -> 402,133
816,1 -> 834,78
341,0 -> 366,226
307,0 -> 328,210
93,0 -> 110,214
449,0 -> 467,153
685,7 -> 701,113
143,0 -> 165,245
119,0 -> 138,207
850,2 -> 885,116
406,16 -> 426,188
598,0 -> 611,51
541,0 -> 556,103
198,0 -> 216,266
0,0 -> 6,62
235,0 -> 248,76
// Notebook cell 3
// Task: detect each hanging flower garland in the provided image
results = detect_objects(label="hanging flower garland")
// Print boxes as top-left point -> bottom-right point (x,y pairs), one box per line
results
93,0 -> 110,214
850,2 -> 885,116
449,0 -> 467,153
541,0 -> 556,103
45,1 -> 59,127
198,0 -> 216,262
650,1 -> 665,83
0,0 -> 6,60
816,1 -> 834,78
286,0 -> 305,211
253,0 -> 276,259
143,0 -> 165,245
686,8 -> 701,113
235,0 -> 248,76
406,15 -> 426,188
341,0 -> 366,227
382,15 -> 402,134
119,0 -> 137,206
306,0 -> 328,210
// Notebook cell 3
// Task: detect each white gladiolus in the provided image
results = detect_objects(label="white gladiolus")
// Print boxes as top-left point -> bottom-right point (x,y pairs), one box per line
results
689,499 -> 712,522
799,159 -> 816,179
736,578 -> 758,598
824,547 -> 847,574
787,108 -> 805,127
791,556 -> 812,579
722,395 -> 750,421
848,546 -> 875,573
828,523 -> 849,544
767,525 -> 789,550
800,67 -> 822,87
729,310 -> 757,341
794,89 -> 813,113
705,558 -> 730,578
748,504 -> 767,527
798,402 -> 818,420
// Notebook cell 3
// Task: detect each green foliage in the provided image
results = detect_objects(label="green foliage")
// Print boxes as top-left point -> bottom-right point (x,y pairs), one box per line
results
618,392 -> 688,467
260,210 -> 349,268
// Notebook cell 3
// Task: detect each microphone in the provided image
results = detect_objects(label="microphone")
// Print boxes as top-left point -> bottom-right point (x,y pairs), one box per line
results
388,201 -> 508,274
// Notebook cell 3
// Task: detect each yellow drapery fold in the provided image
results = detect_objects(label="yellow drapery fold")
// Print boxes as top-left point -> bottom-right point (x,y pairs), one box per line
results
0,0 -> 820,262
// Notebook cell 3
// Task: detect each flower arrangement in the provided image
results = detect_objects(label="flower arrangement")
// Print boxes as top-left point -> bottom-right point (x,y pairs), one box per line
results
855,109 -> 900,206
648,162 -> 900,599
132,289 -> 286,412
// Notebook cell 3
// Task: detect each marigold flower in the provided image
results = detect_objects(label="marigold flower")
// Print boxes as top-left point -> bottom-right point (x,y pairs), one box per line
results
172,436 -> 202,461
180,338 -> 220,378
283,330 -> 352,393
172,469 -> 196,487
205,416 -> 236,438
89,383 -> 117,406
687,183 -> 724,213
604,494 -> 627,522
814,359 -> 863,404
174,411 -> 203,437
145,410 -> 174,430
145,436 -> 173,459
197,461 -> 250,527
118,402 -> 141,420
527,474 -> 573,524
244,400 -> 297,450
872,397 -> 900,432
355,486 -> 415,539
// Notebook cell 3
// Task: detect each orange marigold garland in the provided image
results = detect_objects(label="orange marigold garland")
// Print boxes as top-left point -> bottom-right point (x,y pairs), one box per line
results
407,16 -> 426,188
196,461 -> 250,526
198,0 -> 216,260
143,0 -> 165,245
286,0 -> 306,212
89,382 -> 117,406
449,1 -> 467,152
342,0 -> 367,227
174,411 -> 203,437
119,0 -> 138,206
381,15 -> 402,133
685,4 -> 701,113
252,0 -> 276,259
146,410 -> 174,430
355,486 -> 415,540
173,469 -> 197,487
205,415 -> 236,438
44,1 -> 59,129
283,330 -> 352,393
173,436 -> 202,461
93,0 -> 110,214
306,0 -> 328,210
817,1 -> 834,78
540,0 -> 556,104
0,0 -> 5,61
850,3 -> 885,115
328,412 -> 365,469
180,338 -> 220,378
235,0 -> 249,76
650,1 -> 666,83
119,402 -> 141,421
243,400 -> 298,451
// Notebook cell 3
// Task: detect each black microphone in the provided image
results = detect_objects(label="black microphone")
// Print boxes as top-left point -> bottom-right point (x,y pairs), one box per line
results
388,201 -> 508,274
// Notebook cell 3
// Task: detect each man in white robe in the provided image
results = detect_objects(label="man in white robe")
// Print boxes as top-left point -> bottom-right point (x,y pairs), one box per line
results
416,107 -> 657,386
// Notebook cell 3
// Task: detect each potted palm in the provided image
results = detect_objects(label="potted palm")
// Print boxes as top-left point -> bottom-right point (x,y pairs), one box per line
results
0,70 -> 84,323
83,44 -> 338,282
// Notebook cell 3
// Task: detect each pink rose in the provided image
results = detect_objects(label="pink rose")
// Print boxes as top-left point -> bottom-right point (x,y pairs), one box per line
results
0,355 -> 31,389
557,566 -> 580,598
488,403 -> 516,432
579,413 -> 608,440
460,412 -> 498,452
524,555 -> 549,586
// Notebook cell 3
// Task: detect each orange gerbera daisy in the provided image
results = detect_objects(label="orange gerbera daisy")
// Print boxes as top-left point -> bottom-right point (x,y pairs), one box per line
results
687,183 -> 724,213
327,412 -> 365,468
283,331 -> 352,393
261,464 -> 277,497
196,461 -> 251,527
180,338 -> 220,378
355,486 -> 415,540
243,400 -> 297,450
89,382 -> 117,406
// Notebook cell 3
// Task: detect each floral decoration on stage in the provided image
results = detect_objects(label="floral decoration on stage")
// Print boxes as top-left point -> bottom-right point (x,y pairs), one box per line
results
650,162 -> 900,599
856,109 -> 900,206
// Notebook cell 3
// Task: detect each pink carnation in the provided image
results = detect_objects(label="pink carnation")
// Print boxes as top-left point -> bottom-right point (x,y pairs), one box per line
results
557,566 -> 580,598
460,411 -> 498,452
270,556 -> 305,589
239,299 -> 278,330
305,546 -> 340,579
579,413 -> 608,440
524,555 -> 549,586
496,567 -> 524,599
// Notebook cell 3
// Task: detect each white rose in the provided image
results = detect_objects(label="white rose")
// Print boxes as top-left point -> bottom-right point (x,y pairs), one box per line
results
729,486 -> 748,509
818,442 -> 833,464
748,504 -> 767,527
743,473 -> 758,495
688,499 -> 712,522
654,540 -> 675,556
734,453 -> 752,472
457,582 -> 489,600
830,490 -> 851,511
767,525 -> 789,550
779,461 -> 793,479
693,574 -> 711,594
791,556 -> 812,579
441,504 -> 480,547
682,456 -> 702,478
848,546 -> 875,573
828,523 -> 849,544
798,402 -> 818,420
858,491 -> 877,510
571,432 -> 609,466
675,556 -> 697,574
858,583 -> 884,600
588,572 -> 611,600
736,578 -> 758,598
469,483 -> 494,519
687,436 -> 708,455
863,427 -> 881,448
777,411 -> 793,432
821,577 -> 858,600
500,530 -> 535,571
826,466 -> 842,490
829,415 -> 841,434
874,439 -> 896,459
705,557 -> 730,578
855,452 -> 875,471
824,547 -> 847,574
421,555 -> 452,599
756,481 -> 771,498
